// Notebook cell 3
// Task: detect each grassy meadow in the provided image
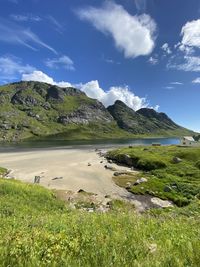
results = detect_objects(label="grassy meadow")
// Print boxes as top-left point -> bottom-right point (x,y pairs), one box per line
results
108,145 -> 200,207
0,178 -> 200,267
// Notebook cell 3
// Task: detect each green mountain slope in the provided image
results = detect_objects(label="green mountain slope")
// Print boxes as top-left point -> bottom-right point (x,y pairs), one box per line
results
107,100 -> 194,136
0,81 -> 132,141
0,82 -> 194,141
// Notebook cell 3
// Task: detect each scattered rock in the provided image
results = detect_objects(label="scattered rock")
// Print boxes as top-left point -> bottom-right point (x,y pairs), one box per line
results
108,159 -> 113,164
52,177 -> 63,180
172,157 -> 182,164
105,195 -> 111,198
100,161 -> 103,164
134,177 -> 148,185
88,163 -> 91,166
104,165 -> 117,171
148,243 -> 157,253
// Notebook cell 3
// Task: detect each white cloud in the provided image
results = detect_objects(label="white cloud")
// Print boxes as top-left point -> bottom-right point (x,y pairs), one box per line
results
10,14 -> 42,22
0,18 -> 57,54
0,55 -> 35,80
44,55 -> 75,70
170,82 -> 183,85
76,2 -> 156,58
148,56 -> 158,65
22,71 -> 72,88
192,77 -> 200,84
22,71 -> 158,111
174,56 -> 200,72
181,19 -> 200,49
161,43 -> 172,54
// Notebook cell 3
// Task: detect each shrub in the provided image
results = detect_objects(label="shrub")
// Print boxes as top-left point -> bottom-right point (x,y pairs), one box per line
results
195,160 -> 200,169
136,158 -> 167,171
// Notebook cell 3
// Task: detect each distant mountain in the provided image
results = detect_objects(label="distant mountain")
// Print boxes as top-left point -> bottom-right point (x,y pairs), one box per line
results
107,100 -> 193,136
0,81 -> 194,141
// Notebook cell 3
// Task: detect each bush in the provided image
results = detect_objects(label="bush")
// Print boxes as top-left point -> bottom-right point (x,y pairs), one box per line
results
195,160 -> 200,169
136,158 -> 167,171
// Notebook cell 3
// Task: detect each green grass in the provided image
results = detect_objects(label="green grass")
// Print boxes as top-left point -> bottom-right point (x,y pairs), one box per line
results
108,146 -> 200,206
0,178 -> 200,266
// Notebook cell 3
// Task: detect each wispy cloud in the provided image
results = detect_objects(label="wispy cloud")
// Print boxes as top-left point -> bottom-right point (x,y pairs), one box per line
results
0,18 -> 57,54
148,56 -> 158,65
44,55 -> 75,70
0,55 -> 35,81
161,43 -> 172,55
76,2 -> 157,59
167,19 -> 200,72
10,14 -> 42,22
164,86 -> 174,90
170,82 -> 183,85
192,77 -> 200,84
47,15 -> 64,34
134,0 -> 146,12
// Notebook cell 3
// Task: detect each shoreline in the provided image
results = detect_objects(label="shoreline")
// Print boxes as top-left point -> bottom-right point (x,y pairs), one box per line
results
0,146 -> 173,211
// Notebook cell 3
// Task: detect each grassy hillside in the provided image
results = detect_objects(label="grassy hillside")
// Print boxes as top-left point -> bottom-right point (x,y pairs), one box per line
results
108,146 -> 200,207
0,177 -> 200,267
0,81 -> 195,141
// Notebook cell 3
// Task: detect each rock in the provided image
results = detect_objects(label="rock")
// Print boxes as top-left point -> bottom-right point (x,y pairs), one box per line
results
78,189 -> 85,193
129,145 -> 133,148
105,195 -> 110,198
46,86 -> 65,102
164,185 -> 172,192
88,163 -> 91,166
52,177 -> 63,180
87,208 -> 94,213
134,177 -> 148,185
100,161 -> 103,164
104,165 -> 117,171
124,154 -> 133,166
151,197 -> 173,208
172,157 -> 182,164
148,243 -> 157,253
108,159 -> 113,164
126,182 -> 132,187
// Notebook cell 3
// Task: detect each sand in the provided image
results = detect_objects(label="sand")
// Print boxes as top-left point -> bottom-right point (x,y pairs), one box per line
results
0,147 -> 128,196
0,147 -> 173,211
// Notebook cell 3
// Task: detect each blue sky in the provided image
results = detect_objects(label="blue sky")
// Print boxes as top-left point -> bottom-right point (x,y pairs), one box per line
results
0,0 -> 200,132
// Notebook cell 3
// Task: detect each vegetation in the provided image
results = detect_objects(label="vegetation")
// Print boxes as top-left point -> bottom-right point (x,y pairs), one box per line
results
0,178 -> 200,266
108,146 -> 200,207
0,81 -> 195,142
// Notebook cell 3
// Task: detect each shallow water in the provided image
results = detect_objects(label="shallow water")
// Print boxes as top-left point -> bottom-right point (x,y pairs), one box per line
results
0,137 -> 180,152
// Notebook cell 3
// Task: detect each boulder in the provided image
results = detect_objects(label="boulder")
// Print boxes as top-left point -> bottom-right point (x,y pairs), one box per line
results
172,157 -> 182,164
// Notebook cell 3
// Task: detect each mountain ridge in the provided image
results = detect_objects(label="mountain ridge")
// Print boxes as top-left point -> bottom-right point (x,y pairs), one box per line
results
0,81 -> 195,141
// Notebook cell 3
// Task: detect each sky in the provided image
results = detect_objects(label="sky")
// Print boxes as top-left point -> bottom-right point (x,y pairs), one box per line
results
0,0 -> 200,132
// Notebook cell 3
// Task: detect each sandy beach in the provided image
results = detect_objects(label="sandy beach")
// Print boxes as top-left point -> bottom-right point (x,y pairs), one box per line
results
0,147 -> 128,196
0,146 -> 173,211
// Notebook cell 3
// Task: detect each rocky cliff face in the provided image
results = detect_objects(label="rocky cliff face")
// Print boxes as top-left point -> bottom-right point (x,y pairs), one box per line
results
107,100 -> 190,134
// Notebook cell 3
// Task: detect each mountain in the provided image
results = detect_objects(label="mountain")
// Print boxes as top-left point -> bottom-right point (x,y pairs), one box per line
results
0,81 -> 194,141
107,100 -> 193,136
